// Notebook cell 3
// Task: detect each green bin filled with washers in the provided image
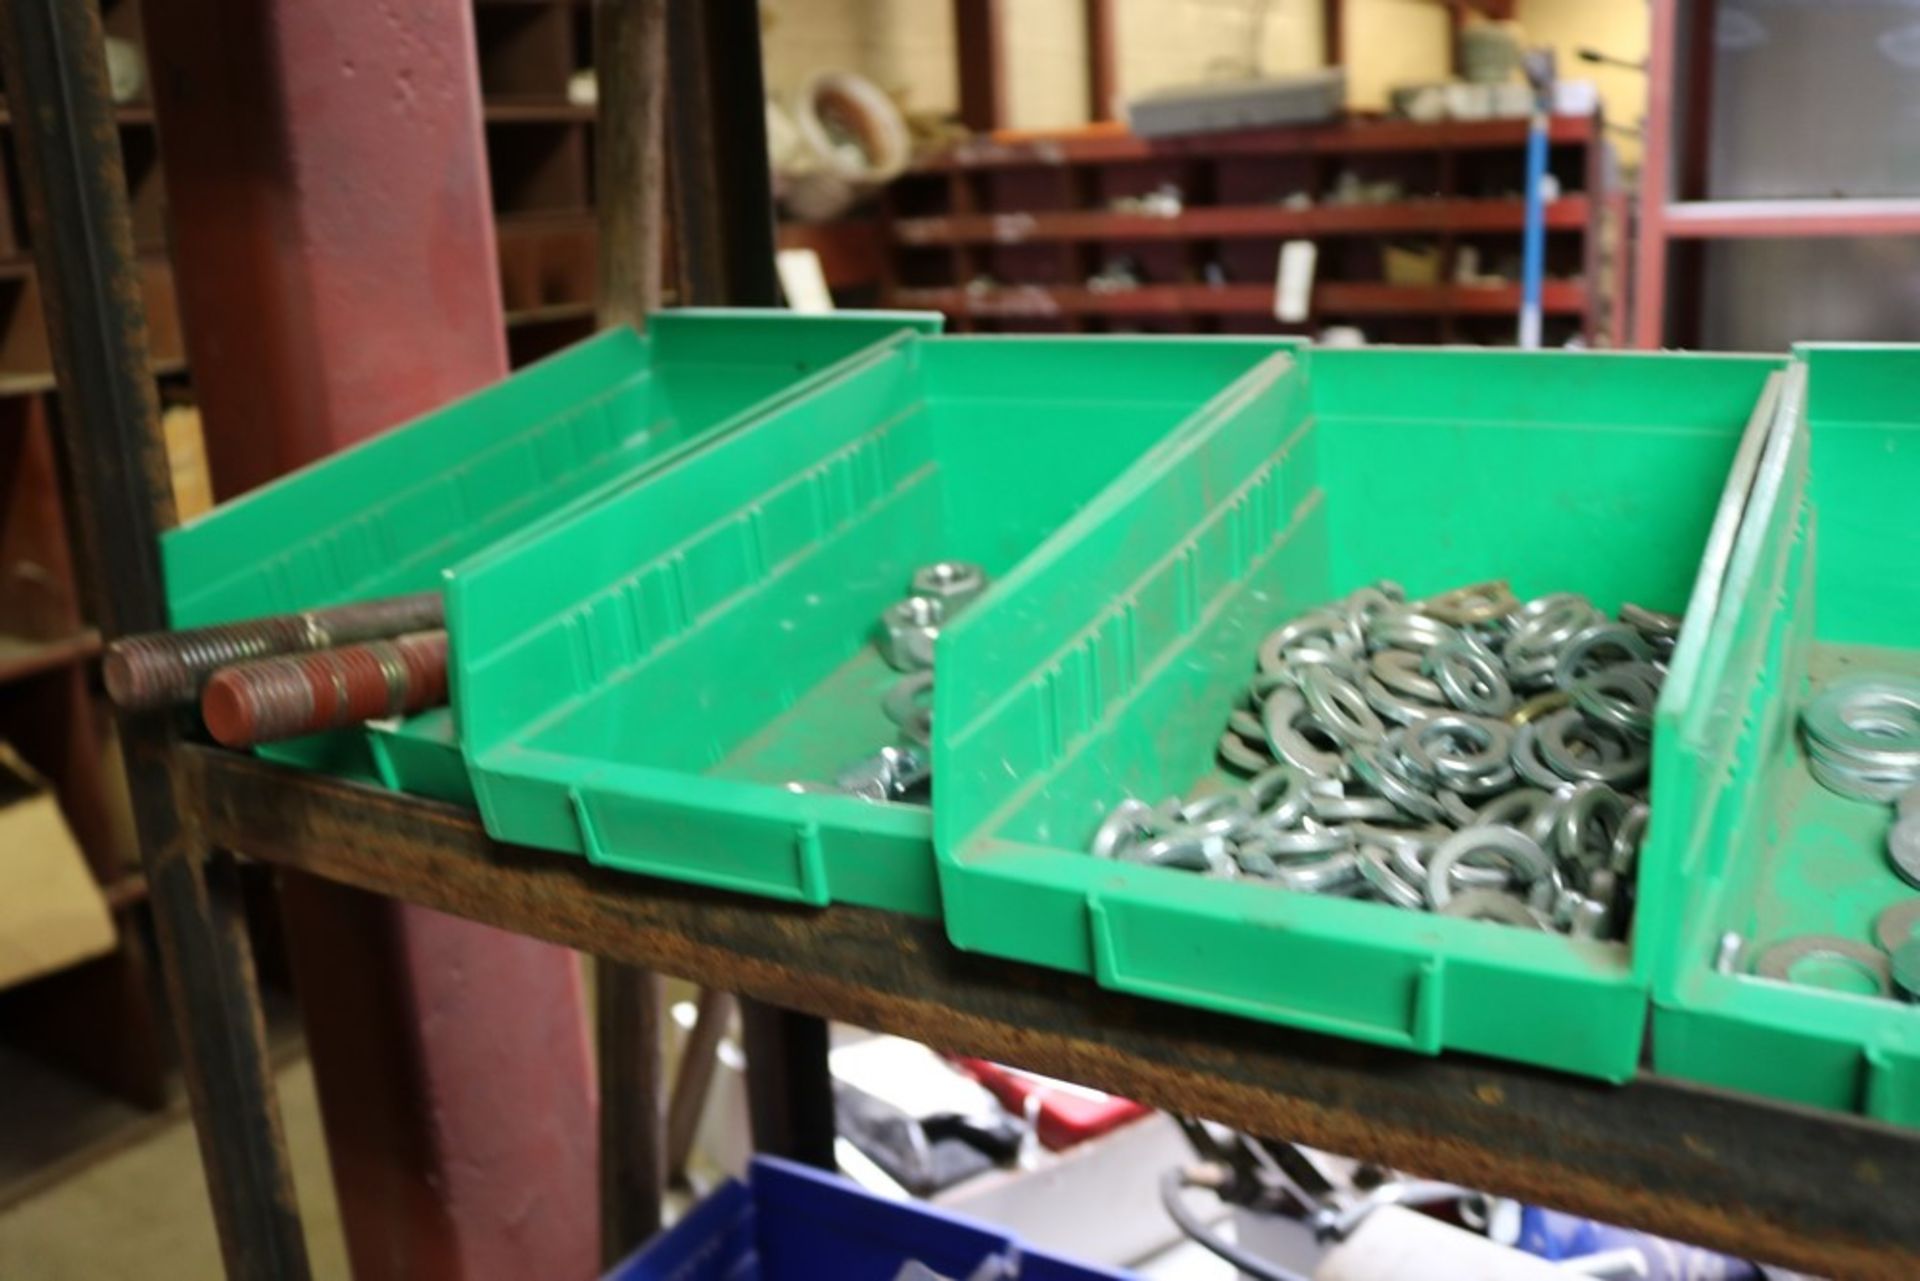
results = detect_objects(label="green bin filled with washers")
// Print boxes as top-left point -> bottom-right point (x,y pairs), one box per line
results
451,334 -> 1289,915
161,310 -> 941,801
933,345 -> 1783,1081
1651,344 -> 1920,1124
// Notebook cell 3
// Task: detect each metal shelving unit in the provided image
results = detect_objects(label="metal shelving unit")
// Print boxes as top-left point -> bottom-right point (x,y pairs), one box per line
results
4,1 -> 1917,1278
1632,0 -> 1920,348
882,114 -> 1612,344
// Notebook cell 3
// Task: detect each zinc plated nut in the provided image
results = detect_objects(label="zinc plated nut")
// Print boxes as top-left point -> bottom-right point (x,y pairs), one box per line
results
911,560 -> 987,614
834,745 -> 930,801
878,596 -> 943,672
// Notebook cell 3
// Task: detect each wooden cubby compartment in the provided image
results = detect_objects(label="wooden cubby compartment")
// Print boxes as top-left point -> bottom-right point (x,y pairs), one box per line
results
487,121 -> 591,215
474,1 -> 574,101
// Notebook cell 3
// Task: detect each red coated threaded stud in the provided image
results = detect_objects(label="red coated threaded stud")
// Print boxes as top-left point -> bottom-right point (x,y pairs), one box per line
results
104,591 -> 444,711
200,630 -> 450,748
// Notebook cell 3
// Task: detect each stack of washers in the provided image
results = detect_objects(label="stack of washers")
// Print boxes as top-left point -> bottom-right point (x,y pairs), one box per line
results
1800,674 -> 1920,895
1088,580 -> 1678,939
1801,675 -> 1920,804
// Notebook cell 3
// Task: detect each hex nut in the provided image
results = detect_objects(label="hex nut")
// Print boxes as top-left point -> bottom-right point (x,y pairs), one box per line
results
911,560 -> 987,614
878,596 -> 942,672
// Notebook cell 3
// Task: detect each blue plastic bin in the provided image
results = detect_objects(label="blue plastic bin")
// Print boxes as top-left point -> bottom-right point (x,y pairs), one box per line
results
606,1157 -> 1131,1281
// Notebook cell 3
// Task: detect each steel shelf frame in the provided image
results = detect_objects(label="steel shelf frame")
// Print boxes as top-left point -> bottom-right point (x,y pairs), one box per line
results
1631,0 -> 1920,347
187,747 -> 1920,1280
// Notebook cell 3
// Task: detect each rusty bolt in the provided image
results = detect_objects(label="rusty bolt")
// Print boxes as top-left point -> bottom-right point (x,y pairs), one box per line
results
104,591 -> 444,711
200,630 -> 450,748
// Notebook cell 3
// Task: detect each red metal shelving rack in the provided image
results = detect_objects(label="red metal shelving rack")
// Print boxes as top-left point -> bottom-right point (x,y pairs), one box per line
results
881,114 -> 1611,345
1631,0 -> 1920,348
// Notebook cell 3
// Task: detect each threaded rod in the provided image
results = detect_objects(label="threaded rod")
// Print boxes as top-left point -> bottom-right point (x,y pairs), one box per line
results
104,591 -> 444,711
199,630 -> 449,748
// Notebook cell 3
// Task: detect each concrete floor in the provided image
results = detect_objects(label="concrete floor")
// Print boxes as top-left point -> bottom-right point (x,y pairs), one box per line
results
0,1037 -> 1226,1281
0,1057 -> 349,1281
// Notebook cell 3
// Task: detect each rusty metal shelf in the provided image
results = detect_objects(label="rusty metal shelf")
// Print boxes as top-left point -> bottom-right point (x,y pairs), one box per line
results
186,744 -> 1920,1280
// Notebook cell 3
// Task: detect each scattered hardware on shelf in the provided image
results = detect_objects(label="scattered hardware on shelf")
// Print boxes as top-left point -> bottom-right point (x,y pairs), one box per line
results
1734,684 -> 1920,999
1764,676 -> 1920,996
1108,183 -> 1183,218
791,561 -> 988,802
1325,171 -> 1407,207
1381,242 -> 1442,287
1756,899 -> 1920,1002
1086,257 -> 1145,292
1088,580 -> 1675,940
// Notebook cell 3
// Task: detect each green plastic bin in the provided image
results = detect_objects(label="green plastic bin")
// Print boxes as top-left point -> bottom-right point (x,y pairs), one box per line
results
1651,345 -> 1920,1123
452,335 -> 1289,914
934,345 -> 1782,1081
161,310 -> 939,802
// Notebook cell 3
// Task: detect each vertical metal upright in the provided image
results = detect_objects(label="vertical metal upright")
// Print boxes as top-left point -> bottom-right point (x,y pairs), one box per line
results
0,3 -> 310,1278
666,0 -> 839,1171
139,1 -> 600,1277
594,0 -> 672,1263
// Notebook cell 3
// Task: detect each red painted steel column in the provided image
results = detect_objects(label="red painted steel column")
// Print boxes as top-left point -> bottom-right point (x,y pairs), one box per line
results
140,4 -> 598,1278
1632,0 -> 1679,349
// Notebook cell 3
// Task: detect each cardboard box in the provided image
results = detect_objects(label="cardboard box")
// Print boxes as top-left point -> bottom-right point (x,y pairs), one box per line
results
0,742 -> 115,990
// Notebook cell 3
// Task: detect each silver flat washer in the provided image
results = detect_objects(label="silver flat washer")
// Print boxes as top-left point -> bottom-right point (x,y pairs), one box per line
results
1894,940 -> 1920,1003
1752,934 -> 1892,996
1890,814 -> 1920,890
1873,898 -> 1920,954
